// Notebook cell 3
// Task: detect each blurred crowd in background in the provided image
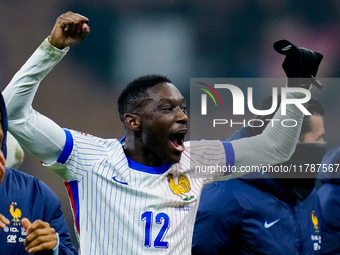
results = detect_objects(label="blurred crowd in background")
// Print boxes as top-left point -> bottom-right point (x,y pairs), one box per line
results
1,0 -> 340,245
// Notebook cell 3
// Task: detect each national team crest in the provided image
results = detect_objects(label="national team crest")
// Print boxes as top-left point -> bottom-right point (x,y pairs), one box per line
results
311,210 -> 321,251
167,174 -> 194,201
9,202 -> 22,225
311,210 -> 319,233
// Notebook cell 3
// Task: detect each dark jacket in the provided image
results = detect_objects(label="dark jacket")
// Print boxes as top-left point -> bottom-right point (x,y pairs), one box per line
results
317,145 -> 340,254
192,126 -> 323,255
0,94 -> 78,255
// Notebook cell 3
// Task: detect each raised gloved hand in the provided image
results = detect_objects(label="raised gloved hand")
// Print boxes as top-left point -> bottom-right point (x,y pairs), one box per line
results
273,40 -> 323,89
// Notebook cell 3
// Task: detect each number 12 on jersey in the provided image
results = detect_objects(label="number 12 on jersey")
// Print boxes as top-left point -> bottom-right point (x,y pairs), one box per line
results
141,211 -> 170,249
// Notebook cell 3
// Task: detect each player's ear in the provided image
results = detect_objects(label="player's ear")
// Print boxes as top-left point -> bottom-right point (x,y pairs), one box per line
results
123,113 -> 141,131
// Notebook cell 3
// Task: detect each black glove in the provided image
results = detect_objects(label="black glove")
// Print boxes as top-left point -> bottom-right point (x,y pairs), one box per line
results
273,40 -> 323,89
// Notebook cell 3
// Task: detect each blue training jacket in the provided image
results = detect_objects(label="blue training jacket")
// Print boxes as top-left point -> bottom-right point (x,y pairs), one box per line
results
317,145 -> 340,254
0,93 -> 78,255
192,126 -> 322,255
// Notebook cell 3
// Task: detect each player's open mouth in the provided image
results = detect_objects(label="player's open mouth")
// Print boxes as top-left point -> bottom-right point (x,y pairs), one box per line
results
169,130 -> 187,152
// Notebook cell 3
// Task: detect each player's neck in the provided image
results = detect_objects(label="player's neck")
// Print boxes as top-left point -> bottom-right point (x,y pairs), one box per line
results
123,136 -> 166,167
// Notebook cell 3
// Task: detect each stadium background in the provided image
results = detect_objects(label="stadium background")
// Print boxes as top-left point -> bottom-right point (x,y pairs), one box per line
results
1,0 -> 340,245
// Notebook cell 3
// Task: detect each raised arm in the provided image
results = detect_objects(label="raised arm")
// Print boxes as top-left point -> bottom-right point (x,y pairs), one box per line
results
231,41 -> 323,170
3,12 -> 90,164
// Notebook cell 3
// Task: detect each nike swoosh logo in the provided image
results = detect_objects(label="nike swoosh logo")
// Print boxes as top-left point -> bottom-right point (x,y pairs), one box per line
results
112,176 -> 128,185
264,219 -> 280,228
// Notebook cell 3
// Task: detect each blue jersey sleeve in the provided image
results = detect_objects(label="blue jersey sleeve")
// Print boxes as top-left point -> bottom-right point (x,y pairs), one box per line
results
38,179 -> 78,255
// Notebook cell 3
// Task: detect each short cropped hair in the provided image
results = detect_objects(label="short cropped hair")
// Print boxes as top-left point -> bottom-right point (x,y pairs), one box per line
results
118,75 -> 171,121
299,98 -> 324,141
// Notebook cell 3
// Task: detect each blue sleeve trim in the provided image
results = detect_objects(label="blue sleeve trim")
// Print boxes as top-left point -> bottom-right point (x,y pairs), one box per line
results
222,142 -> 235,174
57,129 -> 73,164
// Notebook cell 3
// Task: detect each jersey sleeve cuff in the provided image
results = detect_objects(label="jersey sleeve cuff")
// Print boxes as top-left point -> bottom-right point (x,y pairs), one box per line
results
40,37 -> 69,56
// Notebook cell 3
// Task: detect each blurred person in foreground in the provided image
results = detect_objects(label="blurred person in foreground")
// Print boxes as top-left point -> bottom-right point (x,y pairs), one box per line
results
0,93 -> 78,255
192,97 -> 327,255
317,145 -> 340,254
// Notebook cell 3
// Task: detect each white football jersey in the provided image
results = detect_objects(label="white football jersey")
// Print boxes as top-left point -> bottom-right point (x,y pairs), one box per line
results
51,129 -> 235,255
4,37 -> 304,255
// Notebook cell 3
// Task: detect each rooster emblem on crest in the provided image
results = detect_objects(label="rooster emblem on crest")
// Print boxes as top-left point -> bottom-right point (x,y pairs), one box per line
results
167,174 -> 194,201
311,210 -> 319,231
10,204 -> 22,222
